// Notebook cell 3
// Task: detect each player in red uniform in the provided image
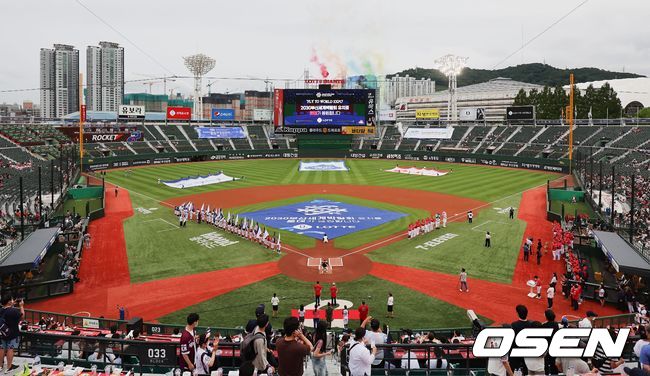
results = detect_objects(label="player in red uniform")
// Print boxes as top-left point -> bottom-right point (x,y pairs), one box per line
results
314,281 -> 322,307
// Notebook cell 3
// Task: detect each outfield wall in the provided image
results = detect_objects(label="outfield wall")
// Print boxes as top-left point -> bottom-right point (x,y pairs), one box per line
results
83,149 -> 568,173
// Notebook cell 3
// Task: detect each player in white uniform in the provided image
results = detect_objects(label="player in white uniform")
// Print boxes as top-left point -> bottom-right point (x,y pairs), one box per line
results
442,211 -> 447,228
342,306 -> 349,329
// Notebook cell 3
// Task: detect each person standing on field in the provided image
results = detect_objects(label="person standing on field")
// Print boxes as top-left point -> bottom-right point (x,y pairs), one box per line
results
313,281 -> 322,307
459,268 -> 469,292
547,285 -> 555,309
386,293 -> 394,318
271,293 -> 280,318
484,231 -> 491,247
330,283 -> 338,305
467,210 -> 473,224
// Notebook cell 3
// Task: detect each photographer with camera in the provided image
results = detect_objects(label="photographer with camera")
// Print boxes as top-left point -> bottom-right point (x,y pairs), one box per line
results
0,296 -> 24,373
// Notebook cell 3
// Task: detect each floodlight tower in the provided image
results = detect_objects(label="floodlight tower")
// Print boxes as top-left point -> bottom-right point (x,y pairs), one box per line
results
435,54 -> 468,124
183,54 -> 216,120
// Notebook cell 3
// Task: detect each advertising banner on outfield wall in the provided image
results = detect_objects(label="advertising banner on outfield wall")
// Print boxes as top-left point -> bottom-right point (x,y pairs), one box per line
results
211,109 -> 235,121
415,108 -> 440,119
506,106 -> 535,121
195,127 -> 246,139
166,106 -> 192,120
403,127 -> 454,139
379,110 -> 397,121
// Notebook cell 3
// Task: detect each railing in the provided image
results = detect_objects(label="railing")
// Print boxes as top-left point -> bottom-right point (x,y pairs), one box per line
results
1,278 -> 73,301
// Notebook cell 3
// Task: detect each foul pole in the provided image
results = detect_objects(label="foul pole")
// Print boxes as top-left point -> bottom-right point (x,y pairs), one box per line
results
79,73 -> 84,173
568,73 -> 574,174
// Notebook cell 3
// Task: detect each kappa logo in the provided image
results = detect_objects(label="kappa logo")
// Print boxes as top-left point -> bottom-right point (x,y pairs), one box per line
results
297,204 -> 348,216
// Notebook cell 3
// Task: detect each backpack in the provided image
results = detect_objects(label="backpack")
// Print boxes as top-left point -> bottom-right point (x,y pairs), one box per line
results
0,309 -> 10,340
240,332 -> 266,361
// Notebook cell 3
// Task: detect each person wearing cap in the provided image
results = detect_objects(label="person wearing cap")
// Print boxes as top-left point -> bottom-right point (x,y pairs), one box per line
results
246,304 -> 273,339
578,311 -> 598,327
364,318 -> 387,368
348,327 -> 377,376
195,333 -> 219,375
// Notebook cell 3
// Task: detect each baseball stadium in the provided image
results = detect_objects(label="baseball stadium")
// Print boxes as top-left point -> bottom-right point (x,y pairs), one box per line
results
1,2 -> 650,374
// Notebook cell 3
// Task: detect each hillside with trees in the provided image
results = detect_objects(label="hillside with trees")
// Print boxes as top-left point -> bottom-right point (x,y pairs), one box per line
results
388,63 -> 643,89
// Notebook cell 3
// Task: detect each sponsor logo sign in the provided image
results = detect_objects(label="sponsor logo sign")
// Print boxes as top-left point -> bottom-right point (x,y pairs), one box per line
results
242,199 -> 406,239
341,126 -> 376,135
166,106 -> 192,120
118,105 -> 146,119
211,108 -> 235,121
253,109 -> 272,121
196,127 -> 246,139
379,110 -> 397,121
415,108 -> 440,119
82,318 -> 100,329
506,105 -> 535,121
473,328 -> 630,358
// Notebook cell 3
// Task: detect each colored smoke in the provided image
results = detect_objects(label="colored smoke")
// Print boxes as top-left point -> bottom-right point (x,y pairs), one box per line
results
310,49 -> 330,78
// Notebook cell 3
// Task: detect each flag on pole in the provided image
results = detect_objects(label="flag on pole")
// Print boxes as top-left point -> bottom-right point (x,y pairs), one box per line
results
242,217 -> 248,230
227,211 -> 231,222
235,214 -> 239,225
200,203 -> 205,212
588,106 -> 593,120
262,228 -> 269,240
206,205 -> 210,213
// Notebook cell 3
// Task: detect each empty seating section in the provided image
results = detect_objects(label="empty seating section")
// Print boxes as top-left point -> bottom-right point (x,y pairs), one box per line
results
129,141 -> 157,154
231,138 -> 252,150
398,138 -> 419,150
508,127 -> 537,143
247,126 -> 271,149
459,126 -> 490,148
611,127 -> 650,148
380,126 -> 401,150
169,140 -> 195,152
437,126 -> 467,149
477,126 -> 516,153
583,126 -> 632,147
569,127 -> 598,146
103,143 -> 134,156
141,125 -> 165,141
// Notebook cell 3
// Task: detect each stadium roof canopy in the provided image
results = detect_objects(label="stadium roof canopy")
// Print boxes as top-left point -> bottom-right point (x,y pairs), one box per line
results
396,77 -> 542,104
0,227 -> 60,274
62,111 -> 166,121
565,77 -> 650,109
593,230 -> 650,277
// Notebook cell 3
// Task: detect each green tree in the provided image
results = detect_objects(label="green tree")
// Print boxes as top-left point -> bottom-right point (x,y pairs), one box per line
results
513,89 -> 528,106
638,107 -> 650,118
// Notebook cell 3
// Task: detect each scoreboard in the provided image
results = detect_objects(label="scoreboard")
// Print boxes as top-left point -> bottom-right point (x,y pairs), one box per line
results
274,89 -> 376,134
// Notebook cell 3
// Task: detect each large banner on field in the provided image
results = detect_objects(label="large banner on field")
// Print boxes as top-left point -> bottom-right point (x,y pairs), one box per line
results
242,199 -> 406,239
195,127 -> 246,139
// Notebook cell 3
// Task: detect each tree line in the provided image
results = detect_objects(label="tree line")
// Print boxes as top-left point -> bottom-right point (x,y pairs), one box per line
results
513,83 -> 623,120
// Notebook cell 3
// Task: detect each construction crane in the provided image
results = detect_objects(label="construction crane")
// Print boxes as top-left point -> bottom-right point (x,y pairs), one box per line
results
134,74 -> 177,95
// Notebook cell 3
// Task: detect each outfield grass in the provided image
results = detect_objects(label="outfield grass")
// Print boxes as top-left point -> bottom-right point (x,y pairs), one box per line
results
102,159 -> 557,203
158,274 -> 492,329
368,194 -> 526,284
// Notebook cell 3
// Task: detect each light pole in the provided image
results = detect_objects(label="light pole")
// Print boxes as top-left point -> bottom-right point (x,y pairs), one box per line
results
183,54 -> 216,120
435,54 -> 468,125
